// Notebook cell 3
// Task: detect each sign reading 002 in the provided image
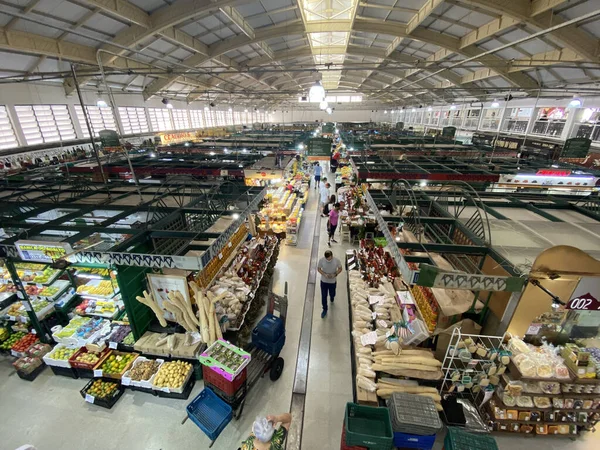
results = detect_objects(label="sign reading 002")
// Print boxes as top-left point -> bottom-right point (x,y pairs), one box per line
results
566,293 -> 600,311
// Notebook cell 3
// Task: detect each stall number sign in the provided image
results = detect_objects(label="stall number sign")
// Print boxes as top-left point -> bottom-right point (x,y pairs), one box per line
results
15,240 -> 72,263
566,293 -> 600,311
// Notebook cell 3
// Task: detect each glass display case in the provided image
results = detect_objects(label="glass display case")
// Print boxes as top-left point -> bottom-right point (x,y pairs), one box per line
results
501,107 -> 532,134
531,107 -> 568,137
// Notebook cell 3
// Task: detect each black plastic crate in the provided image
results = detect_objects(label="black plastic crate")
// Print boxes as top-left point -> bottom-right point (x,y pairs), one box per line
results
127,384 -> 157,395
156,376 -> 196,400
80,377 -> 125,409
50,365 -> 79,379
17,363 -> 46,381
75,367 -> 94,379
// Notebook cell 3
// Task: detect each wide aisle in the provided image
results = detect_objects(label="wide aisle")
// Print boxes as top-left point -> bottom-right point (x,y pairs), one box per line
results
302,169 -> 354,449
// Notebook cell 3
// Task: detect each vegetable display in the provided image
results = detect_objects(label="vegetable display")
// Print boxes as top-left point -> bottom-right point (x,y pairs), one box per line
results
11,333 -> 38,353
153,360 -> 192,390
0,332 -> 26,350
128,359 -> 161,381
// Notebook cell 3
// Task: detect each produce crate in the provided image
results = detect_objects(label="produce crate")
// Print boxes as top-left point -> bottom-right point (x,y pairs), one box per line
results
444,427 -> 499,450
203,365 -> 247,396
157,376 -> 195,400
42,344 -> 75,373
253,314 -> 285,341
151,360 -> 194,395
17,362 -> 46,381
199,339 -> 251,382
97,351 -> 139,380
186,388 -> 233,442
393,432 -> 436,450
252,331 -> 285,356
122,357 -> 163,390
69,347 -> 110,370
341,427 -> 368,450
80,377 -> 125,409
50,365 -> 79,379
387,393 -> 442,436
206,381 -> 247,408
344,403 -> 394,450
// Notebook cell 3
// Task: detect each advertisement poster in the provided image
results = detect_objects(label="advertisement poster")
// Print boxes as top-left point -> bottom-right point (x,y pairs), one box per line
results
146,273 -> 191,321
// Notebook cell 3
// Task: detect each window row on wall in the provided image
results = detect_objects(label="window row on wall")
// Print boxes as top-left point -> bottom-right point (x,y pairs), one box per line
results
397,105 -> 600,143
0,104 -> 271,150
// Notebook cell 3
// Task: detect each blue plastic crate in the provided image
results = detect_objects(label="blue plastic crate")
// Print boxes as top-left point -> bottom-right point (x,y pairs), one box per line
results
186,388 -> 233,441
393,431 -> 435,450
253,314 -> 285,341
252,331 -> 285,356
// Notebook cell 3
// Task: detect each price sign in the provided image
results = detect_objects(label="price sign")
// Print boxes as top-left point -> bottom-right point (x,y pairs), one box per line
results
93,369 -> 103,377
360,331 -> 378,346
218,252 -> 223,260
369,295 -> 384,305
109,341 -> 118,349
121,377 -> 131,386
377,320 -> 388,328
85,394 -> 95,404
526,323 -> 542,335
8,315 -> 15,321
566,293 -> 600,311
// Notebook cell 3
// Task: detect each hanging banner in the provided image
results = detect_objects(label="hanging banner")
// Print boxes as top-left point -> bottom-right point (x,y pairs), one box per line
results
416,264 -> 525,292
15,240 -> 73,263
159,131 -> 196,145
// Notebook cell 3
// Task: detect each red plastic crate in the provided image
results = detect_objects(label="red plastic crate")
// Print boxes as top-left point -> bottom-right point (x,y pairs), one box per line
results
341,426 -> 368,450
202,365 -> 246,396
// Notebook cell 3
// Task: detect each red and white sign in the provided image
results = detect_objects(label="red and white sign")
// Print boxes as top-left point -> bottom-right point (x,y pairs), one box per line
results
536,169 -> 572,177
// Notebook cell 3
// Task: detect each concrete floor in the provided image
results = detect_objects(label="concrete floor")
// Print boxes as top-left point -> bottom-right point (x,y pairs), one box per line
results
1,169 -> 600,449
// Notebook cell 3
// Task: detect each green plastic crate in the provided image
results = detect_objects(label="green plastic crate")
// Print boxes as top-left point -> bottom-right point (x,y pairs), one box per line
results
444,427 -> 498,450
344,403 -> 393,450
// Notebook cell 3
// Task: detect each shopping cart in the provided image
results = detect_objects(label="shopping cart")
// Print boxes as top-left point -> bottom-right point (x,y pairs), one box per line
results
184,281 -> 288,447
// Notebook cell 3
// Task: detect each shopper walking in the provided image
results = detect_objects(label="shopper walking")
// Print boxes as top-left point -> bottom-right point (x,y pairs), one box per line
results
314,162 -> 322,189
320,182 -> 331,217
318,250 -> 342,318
327,202 -> 340,246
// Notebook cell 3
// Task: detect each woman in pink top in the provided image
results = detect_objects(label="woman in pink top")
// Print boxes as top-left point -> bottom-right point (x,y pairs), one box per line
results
327,203 -> 340,247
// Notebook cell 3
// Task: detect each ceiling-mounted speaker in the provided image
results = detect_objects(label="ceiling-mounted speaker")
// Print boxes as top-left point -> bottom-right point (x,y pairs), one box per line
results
301,96 -> 307,102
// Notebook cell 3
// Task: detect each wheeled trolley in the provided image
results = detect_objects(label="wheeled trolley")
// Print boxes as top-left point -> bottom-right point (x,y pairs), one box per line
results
185,282 -> 288,447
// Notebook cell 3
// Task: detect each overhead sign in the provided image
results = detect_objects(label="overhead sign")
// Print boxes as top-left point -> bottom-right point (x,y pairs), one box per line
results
15,240 -> 73,263
562,137 -> 592,159
159,131 -> 196,145
307,137 -> 332,158
536,169 -> 572,177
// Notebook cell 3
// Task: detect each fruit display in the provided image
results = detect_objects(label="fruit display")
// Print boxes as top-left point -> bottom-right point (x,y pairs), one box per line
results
75,298 -> 121,317
0,327 -> 9,341
196,223 -> 248,288
38,286 -> 59,298
77,280 -> 117,298
24,285 -> 41,297
128,358 -> 161,382
152,360 -> 192,390
13,356 -> 43,375
46,345 -> 77,361
32,267 -> 59,284
75,267 -> 111,278
53,316 -> 91,341
4,302 -> 26,318
74,350 -> 103,366
122,332 -> 135,346
85,379 -> 119,400
108,324 -> 131,344
99,352 -> 138,377
27,342 -> 52,358
0,331 -> 26,350
411,285 -> 438,332
0,283 -> 16,293
11,333 -> 39,354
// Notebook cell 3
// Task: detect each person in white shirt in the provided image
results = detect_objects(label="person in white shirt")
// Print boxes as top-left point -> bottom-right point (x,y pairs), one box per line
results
317,250 -> 342,318
319,182 -> 330,217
